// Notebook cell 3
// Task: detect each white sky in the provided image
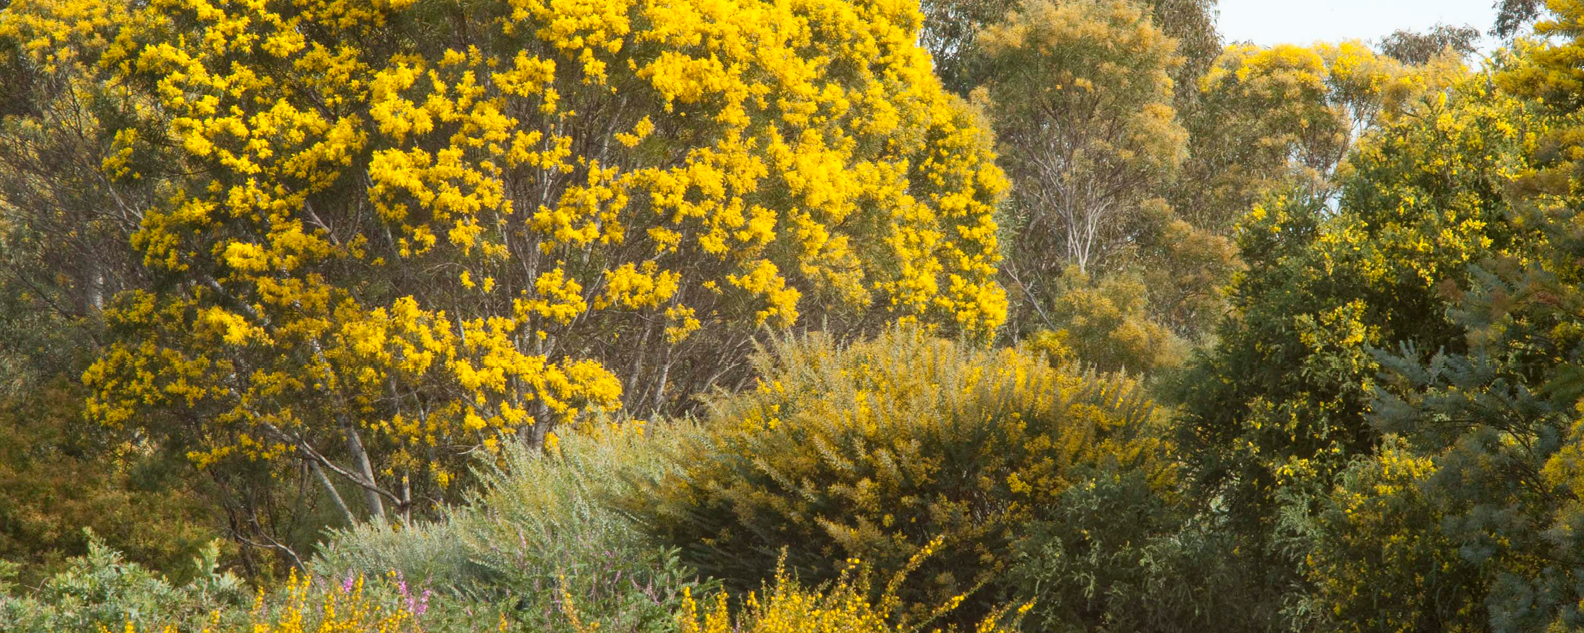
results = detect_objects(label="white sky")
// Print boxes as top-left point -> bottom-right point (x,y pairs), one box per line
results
1217,0 -> 1500,50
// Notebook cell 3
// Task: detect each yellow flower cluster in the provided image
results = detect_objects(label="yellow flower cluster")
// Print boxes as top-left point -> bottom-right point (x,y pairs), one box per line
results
639,329 -> 1169,626
17,0 -> 1006,508
674,549 -> 1030,633
114,571 -> 420,633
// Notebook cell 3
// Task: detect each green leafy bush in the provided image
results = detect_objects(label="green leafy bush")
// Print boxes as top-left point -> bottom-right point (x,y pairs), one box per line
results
1006,471 -> 1279,633
1279,437 -> 1487,632
314,424 -> 713,632
627,328 -> 1173,626
0,532 -> 245,633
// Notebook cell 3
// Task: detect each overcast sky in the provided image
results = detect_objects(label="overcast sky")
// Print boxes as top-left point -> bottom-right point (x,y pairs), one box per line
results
1217,0 -> 1500,50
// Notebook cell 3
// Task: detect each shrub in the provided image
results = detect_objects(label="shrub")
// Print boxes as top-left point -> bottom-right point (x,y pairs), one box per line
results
627,328 -> 1173,625
313,423 -> 713,632
672,546 -> 1029,633
0,532 -> 245,633
1280,437 -> 1488,632
0,379 -> 221,587
107,570 -> 425,633
1005,471 -> 1280,633
1039,266 -> 1189,374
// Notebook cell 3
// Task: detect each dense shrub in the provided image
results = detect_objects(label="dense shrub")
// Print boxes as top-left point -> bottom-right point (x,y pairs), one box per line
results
314,424 -> 713,632
628,328 -> 1173,625
1039,266 -> 1189,374
9,565 -> 429,633
1005,471 -> 1279,633
0,379 -> 220,586
0,533 -> 245,633
1280,438 -> 1487,632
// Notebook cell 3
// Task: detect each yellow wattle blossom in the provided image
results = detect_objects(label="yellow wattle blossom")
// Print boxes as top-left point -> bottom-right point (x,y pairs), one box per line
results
14,0 -> 1006,519
114,570 -> 421,633
674,548 -> 1029,633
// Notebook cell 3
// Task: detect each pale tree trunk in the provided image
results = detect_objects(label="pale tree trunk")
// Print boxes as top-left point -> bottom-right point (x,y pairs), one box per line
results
343,420 -> 385,523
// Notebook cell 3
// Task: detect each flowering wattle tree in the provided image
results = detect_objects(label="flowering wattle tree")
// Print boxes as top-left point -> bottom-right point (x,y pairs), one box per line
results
3,0 -> 1007,525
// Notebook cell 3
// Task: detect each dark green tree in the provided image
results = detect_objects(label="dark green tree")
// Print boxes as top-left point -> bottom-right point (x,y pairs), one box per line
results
1171,80 -> 1544,616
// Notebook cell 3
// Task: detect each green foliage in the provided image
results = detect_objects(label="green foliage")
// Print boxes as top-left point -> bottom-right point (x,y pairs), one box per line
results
1038,266 -> 1188,374
1495,0 -> 1546,38
1281,437 -> 1488,631
1164,75 -> 1550,633
0,532 -> 245,633
1174,81 -> 1543,536
919,0 -> 1218,105
981,0 -> 1186,279
1006,471 -> 1277,633
628,328 -> 1172,627
1319,88 -> 1584,628
0,378 -> 219,588
976,0 -> 1237,342
2,540 -> 434,633
314,426 -> 714,632
1378,23 -> 1482,65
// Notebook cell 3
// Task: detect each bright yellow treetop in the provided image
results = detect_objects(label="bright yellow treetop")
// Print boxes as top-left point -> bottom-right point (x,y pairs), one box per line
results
2,0 -> 1008,521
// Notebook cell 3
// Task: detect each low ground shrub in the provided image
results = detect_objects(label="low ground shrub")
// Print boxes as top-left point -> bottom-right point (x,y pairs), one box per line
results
672,544 -> 1029,633
1005,471 -> 1278,632
0,532 -> 245,633
314,423 -> 712,632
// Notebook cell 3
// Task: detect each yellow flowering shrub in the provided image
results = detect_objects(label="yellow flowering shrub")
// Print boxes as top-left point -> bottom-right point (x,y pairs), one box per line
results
113,571 -> 422,633
1293,438 -> 1486,632
1498,0 -> 1584,110
673,545 -> 1028,633
0,0 -> 1007,524
628,327 -> 1172,627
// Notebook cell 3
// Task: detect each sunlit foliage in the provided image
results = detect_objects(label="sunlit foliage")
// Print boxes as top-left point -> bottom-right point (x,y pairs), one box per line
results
1183,39 -> 1467,228
629,328 -> 1170,626
979,0 -> 1185,277
1,0 -> 1008,529
672,550 -> 1029,633
1035,266 -> 1188,374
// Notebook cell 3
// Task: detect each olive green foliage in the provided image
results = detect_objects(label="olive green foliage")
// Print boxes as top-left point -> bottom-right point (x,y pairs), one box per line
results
0,533 -> 246,633
1039,267 -> 1188,374
1174,82 -> 1541,536
1006,471 -> 1277,633
1301,54 -> 1584,626
980,0 -> 1186,280
1,538 -> 438,632
977,0 -> 1236,343
19,1 -> 1584,632
1495,0 -> 1546,38
1282,437 -> 1488,631
919,0 -> 1218,103
314,426 -> 714,632
1378,23 -> 1481,65
0,379 -> 219,588
628,328 -> 1172,627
